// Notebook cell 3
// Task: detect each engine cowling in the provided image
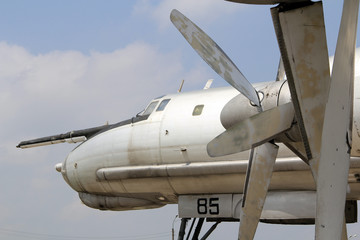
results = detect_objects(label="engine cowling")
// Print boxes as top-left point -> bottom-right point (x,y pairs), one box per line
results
220,80 -> 291,129
78,192 -> 165,211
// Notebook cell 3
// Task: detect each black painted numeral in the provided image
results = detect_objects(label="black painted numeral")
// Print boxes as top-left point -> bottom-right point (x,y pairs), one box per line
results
197,198 -> 207,214
209,198 -> 219,214
197,197 -> 219,215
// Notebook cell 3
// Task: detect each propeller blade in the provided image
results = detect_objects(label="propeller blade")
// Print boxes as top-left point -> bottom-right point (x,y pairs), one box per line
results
275,57 -> 285,82
207,102 -> 294,157
239,142 -> 278,240
170,9 -> 260,107
315,0 -> 359,239
271,1 -> 332,163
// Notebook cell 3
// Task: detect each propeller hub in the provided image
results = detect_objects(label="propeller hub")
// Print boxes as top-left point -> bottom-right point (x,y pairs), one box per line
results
220,81 -> 291,129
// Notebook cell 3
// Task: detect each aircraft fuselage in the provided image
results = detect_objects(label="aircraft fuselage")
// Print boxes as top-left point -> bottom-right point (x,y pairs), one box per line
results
59,77 -> 360,211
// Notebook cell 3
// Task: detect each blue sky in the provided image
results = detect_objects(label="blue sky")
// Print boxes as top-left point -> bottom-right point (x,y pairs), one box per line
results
0,0 -> 359,239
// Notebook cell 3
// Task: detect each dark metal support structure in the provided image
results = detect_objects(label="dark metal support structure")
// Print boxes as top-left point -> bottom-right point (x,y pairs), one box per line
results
178,218 -> 189,240
200,221 -> 221,240
177,218 -> 221,240
192,218 -> 204,240
186,218 -> 196,240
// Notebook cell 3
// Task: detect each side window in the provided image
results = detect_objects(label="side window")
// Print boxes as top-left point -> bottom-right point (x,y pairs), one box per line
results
192,105 -> 204,116
156,99 -> 171,111
143,101 -> 159,115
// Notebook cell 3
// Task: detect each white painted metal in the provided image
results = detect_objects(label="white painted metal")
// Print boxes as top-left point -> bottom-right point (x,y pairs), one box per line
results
341,217 -> 348,240
238,142 -> 278,240
179,194 -> 233,218
55,163 -> 62,172
56,77 -> 360,209
275,2 -> 331,167
96,157 -> 312,180
316,1 -> 359,239
18,58 -> 360,211
78,192 -> 164,211
10,73 -> 353,214
329,51 -> 360,157
275,57 -> 285,82
207,102 -> 294,157
254,191 -> 317,221
203,79 -> 213,90
179,191 -> 318,221
353,75 -> 360,156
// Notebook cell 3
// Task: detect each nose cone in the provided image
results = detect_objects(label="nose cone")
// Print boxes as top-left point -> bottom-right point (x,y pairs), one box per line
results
56,124 -> 132,194
55,160 -> 79,191
56,132 -> 116,193
57,151 -> 85,192
55,163 -> 62,172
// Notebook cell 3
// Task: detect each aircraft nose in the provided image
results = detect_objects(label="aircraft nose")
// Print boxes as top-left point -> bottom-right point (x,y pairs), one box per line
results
54,161 -> 72,187
55,154 -> 84,192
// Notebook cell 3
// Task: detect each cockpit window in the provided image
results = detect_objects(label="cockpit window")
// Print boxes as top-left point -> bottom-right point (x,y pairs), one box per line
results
142,101 -> 159,115
192,105 -> 204,116
156,99 -> 171,111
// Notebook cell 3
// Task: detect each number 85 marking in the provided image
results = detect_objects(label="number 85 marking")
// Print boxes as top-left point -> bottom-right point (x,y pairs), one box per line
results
197,198 -> 219,215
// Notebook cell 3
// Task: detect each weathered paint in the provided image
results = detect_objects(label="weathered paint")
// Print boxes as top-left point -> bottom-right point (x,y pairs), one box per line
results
316,1 -> 359,239
275,2 -> 331,171
238,142 -> 278,240
207,102 -> 294,157
59,78 -> 360,210
170,9 -> 260,107
352,75 -> 360,156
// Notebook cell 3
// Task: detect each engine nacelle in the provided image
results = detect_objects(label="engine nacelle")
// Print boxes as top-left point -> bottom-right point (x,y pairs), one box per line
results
78,192 -> 165,211
220,80 -> 291,129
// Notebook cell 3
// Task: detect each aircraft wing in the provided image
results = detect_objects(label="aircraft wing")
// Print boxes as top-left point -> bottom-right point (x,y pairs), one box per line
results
16,125 -> 109,149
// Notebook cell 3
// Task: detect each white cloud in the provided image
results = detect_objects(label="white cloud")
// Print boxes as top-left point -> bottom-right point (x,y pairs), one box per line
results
0,42 -> 181,120
0,36 -> 215,238
133,0 -> 243,30
0,41 -> 213,165
0,41 -> 177,118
